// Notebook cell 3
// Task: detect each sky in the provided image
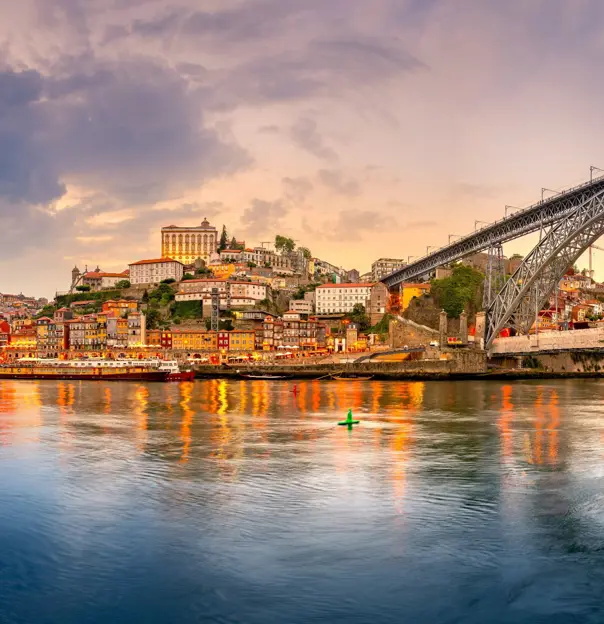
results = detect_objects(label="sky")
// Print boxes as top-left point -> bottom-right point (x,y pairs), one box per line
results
3,0 -> 604,298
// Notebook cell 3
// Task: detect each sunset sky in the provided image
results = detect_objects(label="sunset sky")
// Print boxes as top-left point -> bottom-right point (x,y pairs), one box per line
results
3,0 -> 604,297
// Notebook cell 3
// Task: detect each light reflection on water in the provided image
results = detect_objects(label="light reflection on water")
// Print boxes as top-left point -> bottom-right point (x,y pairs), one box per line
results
1,379 -> 604,623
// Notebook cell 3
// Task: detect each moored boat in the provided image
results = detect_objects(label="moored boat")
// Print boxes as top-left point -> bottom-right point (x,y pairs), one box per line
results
158,361 -> 196,382
0,358 -> 191,382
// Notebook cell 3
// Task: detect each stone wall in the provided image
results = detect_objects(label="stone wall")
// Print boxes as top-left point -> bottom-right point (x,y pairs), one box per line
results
491,327 -> 604,354
389,317 -> 439,348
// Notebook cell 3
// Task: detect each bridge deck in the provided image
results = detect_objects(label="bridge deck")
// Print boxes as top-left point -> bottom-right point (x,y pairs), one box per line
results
382,174 -> 604,287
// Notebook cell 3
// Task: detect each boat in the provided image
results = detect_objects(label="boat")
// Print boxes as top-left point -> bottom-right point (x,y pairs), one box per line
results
331,375 -> 374,381
158,360 -> 196,382
239,373 -> 288,380
0,358 -> 190,382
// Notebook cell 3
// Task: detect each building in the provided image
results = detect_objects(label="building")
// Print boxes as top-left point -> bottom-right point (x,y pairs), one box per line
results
371,258 -> 407,282
68,314 -> 108,352
107,316 -> 129,348
315,283 -> 374,315
290,299 -> 314,315
401,283 -> 431,312
0,319 -> 10,348
127,312 -> 146,347
262,314 -> 325,350
177,279 -> 268,305
170,330 -> 216,352
81,270 -> 129,291
161,218 -> 218,264
128,258 -> 184,285
102,300 -> 139,317
367,282 -> 389,324
346,269 -> 360,283
359,271 -> 373,283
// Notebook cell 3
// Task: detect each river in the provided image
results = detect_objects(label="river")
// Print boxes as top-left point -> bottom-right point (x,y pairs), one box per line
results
0,379 -> 603,623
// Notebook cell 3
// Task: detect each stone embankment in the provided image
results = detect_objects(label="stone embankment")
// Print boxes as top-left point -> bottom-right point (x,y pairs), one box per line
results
194,349 -> 487,380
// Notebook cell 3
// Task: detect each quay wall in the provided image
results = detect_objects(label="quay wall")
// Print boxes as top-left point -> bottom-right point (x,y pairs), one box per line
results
194,349 -> 487,379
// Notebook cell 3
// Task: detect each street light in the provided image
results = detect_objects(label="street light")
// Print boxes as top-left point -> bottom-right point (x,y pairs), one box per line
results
475,220 -> 488,230
505,205 -> 519,217
591,165 -> 604,182
426,245 -> 436,255
407,255 -> 416,263
448,234 -> 462,243
541,188 -> 560,201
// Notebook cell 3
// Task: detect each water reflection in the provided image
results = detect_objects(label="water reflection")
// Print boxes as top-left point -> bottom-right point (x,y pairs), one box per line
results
2,379 -> 604,623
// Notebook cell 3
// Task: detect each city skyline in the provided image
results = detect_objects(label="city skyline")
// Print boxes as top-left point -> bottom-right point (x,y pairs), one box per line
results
4,1 -> 604,297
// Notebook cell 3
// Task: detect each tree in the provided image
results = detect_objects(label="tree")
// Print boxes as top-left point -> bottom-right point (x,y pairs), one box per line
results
146,308 -> 161,330
230,236 -> 238,249
247,261 -> 257,269
275,234 -> 295,254
219,225 -> 228,251
75,285 -> 90,292
298,246 -> 312,260
142,290 -> 149,304
115,279 -> 130,289
181,273 -> 195,281
346,303 -> 370,331
431,264 -> 484,318
161,278 -> 176,284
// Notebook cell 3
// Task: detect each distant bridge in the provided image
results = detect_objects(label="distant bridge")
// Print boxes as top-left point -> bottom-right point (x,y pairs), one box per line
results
381,170 -> 604,349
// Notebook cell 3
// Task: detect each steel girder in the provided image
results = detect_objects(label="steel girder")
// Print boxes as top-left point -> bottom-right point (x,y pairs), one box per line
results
485,190 -> 604,348
482,244 -> 505,310
382,176 -> 604,288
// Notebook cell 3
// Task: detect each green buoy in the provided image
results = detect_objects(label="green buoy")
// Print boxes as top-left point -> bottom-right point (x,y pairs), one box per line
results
338,408 -> 360,426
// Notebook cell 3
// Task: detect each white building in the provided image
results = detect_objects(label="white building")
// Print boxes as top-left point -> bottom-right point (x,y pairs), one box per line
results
175,292 -> 257,307
315,283 -> 374,315
290,299 -> 314,315
179,279 -> 268,301
371,258 -> 407,281
82,270 -> 129,291
127,312 -> 146,347
128,258 -> 184,285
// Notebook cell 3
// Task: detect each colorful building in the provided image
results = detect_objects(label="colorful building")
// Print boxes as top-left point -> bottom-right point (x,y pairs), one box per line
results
401,283 -> 431,312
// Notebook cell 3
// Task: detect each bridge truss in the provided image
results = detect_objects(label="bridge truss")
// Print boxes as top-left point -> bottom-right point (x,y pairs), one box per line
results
380,171 -> 604,351
485,189 -> 604,347
382,175 -> 604,288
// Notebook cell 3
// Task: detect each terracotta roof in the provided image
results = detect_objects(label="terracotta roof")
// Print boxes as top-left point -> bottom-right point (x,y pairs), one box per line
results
129,258 -> 183,266
317,283 -> 375,289
84,271 -> 128,278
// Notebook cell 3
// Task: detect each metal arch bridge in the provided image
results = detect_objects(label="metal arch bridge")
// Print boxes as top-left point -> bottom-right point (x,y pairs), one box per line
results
380,171 -> 604,349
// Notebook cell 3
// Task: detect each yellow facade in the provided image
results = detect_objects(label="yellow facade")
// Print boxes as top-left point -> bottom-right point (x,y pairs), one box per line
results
228,331 -> 255,351
209,264 -> 237,279
401,284 -> 431,311
171,331 -> 217,351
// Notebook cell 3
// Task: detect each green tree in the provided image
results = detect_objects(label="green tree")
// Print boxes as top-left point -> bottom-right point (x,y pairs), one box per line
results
146,307 -> 161,330
219,225 -> 228,251
115,279 -> 131,288
247,261 -> 257,269
230,236 -> 238,249
75,285 -> 90,292
161,278 -> 176,284
181,273 -> 195,281
346,303 -> 370,331
142,289 -> 149,304
275,235 -> 295,254
431,264 -> 484,318
298,246 -> 312,260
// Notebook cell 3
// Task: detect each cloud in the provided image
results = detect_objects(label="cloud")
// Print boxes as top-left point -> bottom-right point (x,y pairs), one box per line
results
0,59 -> 251,206
199,35 -> 424,111
318,169 -> 361,197
290,117 -> 338,161
240,198 -> 288,238
282,176 -> 313,203
325,209 -> 394,241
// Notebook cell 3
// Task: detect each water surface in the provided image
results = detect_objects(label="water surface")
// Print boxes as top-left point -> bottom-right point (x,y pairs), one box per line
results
1,379 -> 603,623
